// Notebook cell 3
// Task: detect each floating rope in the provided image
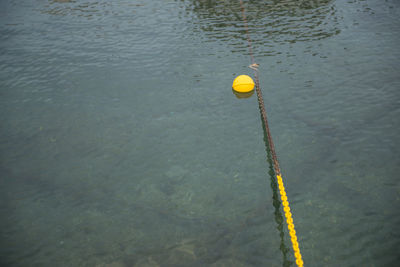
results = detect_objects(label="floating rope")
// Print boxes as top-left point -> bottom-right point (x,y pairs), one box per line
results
238,1 -> 304,266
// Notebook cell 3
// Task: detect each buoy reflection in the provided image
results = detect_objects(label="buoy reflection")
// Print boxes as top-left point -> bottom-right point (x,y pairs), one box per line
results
232,88 -> 254,99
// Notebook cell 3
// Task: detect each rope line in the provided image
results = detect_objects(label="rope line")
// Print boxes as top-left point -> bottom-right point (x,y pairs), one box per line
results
238,1 -> 304,266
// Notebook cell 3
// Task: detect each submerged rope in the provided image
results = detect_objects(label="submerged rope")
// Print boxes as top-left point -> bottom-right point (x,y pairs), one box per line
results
238,1 -> 304,266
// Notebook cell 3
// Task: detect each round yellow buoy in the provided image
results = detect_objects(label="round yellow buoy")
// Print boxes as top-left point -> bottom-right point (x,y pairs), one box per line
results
232,75 -> 255,93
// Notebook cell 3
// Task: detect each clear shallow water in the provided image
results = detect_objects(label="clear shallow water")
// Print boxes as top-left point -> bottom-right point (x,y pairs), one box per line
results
0,0 -> 399,266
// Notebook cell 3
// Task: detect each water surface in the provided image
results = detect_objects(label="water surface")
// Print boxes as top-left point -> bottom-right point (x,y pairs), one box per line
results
0,0 -> 399,266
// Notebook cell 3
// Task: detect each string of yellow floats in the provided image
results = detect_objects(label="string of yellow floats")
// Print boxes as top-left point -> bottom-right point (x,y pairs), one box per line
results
277,174 -> 304,266
236,1 -> 304,266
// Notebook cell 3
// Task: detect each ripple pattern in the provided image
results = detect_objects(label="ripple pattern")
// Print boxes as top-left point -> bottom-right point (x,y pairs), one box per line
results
182,0 -> 341,57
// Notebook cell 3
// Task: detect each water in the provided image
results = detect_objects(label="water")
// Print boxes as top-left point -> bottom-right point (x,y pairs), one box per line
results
0,0 -> 399,266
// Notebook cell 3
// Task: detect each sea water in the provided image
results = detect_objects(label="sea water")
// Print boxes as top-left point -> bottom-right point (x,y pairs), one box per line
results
0,0 -> 399,266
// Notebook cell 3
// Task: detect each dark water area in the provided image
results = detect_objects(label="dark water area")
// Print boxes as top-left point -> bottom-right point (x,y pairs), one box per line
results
0,0 -> 399,266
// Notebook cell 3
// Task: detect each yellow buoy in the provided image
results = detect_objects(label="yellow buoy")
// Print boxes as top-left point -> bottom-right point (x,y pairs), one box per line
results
232,75 -> 255,93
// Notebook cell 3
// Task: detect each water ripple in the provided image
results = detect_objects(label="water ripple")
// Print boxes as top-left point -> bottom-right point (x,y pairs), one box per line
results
182,0 -> 341,57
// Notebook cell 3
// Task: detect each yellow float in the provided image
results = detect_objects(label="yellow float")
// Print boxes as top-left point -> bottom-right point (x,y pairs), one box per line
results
232,75 -> 255,93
